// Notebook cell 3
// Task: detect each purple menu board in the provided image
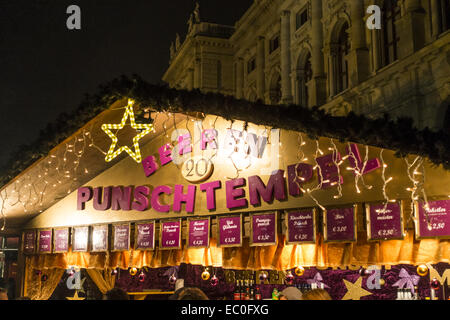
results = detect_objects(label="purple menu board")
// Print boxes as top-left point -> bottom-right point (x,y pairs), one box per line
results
366,202 -> 404,241
135,221 -> 155,250
53,228 -> 70,253
187,218 -> 210,248
112,224 -> 130,251
218,215 -> 242,247
415,199 -> 450,239
72,226 -> 89,252
91,225 -> 108,252
250,212 -> 277,246
22,230 -> 36,255
286,210 -> 316,244
38,229 -> 52,254
160,220 -> 182,250
324,206 -> 357,243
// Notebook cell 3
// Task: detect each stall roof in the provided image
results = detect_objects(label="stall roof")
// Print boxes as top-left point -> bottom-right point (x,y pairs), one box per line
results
0,74 -> 449,233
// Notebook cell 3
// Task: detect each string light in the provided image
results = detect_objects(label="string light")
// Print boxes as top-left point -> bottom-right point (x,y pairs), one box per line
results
329,139 -> 343,199
101,99 -> 153,163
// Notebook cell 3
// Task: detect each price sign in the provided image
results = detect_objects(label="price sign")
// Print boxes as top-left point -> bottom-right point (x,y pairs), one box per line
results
135,222 -> 155,250
53,228 -> 70,253
160,220 -> 182,250
415,199 -> 450,239
187,217 -> 210,248
324,206 -> 357,243
22,230 -> 36,255
72,226 -> 89,252
286,210 -> 316,244
250,212 -> 277,246
218,215 -> 242,247
112,224 -> 130,251
91,225 -> 108,252
38,229 -> 52,254
366,202 -> 404,241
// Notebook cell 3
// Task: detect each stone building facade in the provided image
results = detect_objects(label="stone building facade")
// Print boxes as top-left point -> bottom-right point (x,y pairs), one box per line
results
162,0 -> 449,131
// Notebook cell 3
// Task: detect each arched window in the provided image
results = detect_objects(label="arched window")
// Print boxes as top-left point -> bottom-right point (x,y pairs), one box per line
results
297,52 -> 313,107
334,22 -> 350,95
381,0 -> 400,67
269,73 -> 282,105
438,0 -> 450,33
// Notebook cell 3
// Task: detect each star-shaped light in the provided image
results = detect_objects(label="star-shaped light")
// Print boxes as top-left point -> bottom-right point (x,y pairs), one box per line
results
66,290 -> 85,300
341,277 -> 372,300
101,99 -> 153,163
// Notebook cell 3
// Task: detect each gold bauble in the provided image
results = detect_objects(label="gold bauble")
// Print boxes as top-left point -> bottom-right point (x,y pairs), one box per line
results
417,264 -> 428,277
379,279 -> 385,286
201,270 -> 211,281
294,266 -> 305,277
129,267 -> 138,276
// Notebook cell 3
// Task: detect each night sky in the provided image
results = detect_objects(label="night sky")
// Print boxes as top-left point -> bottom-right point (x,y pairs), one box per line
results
0,0 -> 253,171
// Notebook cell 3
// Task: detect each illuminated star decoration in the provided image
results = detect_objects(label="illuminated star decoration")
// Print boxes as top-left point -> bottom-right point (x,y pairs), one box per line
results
101,99 -> 153,163
66,290 -> 85,300
341,277 -> 372,300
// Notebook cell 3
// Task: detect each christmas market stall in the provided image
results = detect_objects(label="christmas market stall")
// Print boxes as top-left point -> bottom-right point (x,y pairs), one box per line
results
2,76 -> 449,300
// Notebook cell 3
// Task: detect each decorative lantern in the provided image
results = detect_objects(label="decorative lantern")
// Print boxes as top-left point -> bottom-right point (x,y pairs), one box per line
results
169,274 -> 177,285
129,267 -> 138,276
294,266 -> 305,277
417,264 -> 428,277
285,271 -> 294,285
201,269 -> 211,281
210,275 -> 219,287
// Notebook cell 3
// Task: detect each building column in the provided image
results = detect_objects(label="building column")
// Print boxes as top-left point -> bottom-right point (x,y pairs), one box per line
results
256,36 -> 266,102
348,0 -> 370,87
310,0 -> 326,106
236,58 -> 244,99
398,0 -> 426,58
430,0 -> 441,39
280,10 -> 293,104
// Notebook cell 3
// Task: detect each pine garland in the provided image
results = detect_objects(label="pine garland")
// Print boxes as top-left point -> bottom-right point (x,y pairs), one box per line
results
0,74 -> 448,189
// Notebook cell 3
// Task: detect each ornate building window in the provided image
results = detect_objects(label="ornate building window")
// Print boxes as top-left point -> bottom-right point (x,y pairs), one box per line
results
269,35 -> 280,54
438,0 -> 450,33
331,21 -> 350,96
296,6 -> 309,30
381,0 -> 401,67
269,72 -> 282,105
297,51 -> 313,107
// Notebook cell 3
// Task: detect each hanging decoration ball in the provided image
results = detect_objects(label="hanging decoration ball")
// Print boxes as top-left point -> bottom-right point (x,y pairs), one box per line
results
359,267 -> 367,276
379,279 -> 385,286
210,275 -> 219,287
138,271 -> 146,283
129,267 -> 138,276
41,274 -> 48,282
285,271 -> 294,285
201,269 -> 211,281
294,266 -> 305,277
111,268 -> 118,276
169,274 -> 177,285
417,264 -> 429,277
259,272 -> 268,283
430,278 -> 440,290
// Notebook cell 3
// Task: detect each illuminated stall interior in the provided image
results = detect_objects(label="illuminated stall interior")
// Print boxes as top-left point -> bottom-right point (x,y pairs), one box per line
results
0,76 -> 449,300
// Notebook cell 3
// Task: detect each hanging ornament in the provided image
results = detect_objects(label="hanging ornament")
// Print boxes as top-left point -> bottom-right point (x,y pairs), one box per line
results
210,274 -> 219,287
430,278 -> 440,290
295,266 -> 305,277
201,269 -> 211,281
169,274 -> 177,285
285,271 -> 294,285
379,279 -> 385,286
138,271 -> 146,283
111,268 -> 118,276
41,274 -> 48,282
417,264 -> 429,277
129,267 -> 138,276
259,272 -> 268,283
359,267 -> 367,277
